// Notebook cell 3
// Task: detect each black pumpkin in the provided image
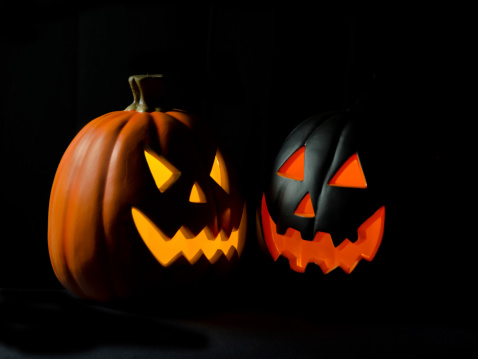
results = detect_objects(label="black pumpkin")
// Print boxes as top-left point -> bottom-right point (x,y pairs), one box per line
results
259,108 -> 386,274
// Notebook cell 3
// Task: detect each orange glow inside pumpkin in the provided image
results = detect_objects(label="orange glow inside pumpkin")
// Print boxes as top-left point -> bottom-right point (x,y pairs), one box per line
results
189,182 -> 207,203
328,153 -> 367,189
144,147 -> 181,193
277,146 -> 305,181
133,147 -> 245,266
261,194 -> 385,274
294,193 -> 315,218
210,149 -> 229,193
144,147 -> 229,201
132,205 -> 247,266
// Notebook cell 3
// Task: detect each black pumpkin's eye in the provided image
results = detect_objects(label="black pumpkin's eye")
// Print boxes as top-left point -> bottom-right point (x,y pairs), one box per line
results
328,153 -> 367,189
277,146 -> 305,181
144,147 -> 181,193
210,150 -> 229,193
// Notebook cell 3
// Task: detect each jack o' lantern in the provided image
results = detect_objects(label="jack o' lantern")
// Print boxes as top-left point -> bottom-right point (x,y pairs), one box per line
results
48,75 -> 247,301
259,109 -> 385,274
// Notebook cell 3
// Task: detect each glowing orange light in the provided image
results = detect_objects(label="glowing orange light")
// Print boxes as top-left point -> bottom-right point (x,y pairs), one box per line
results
189,182 -> 207,203
328,153 -> 367,189
261,194 -> 384,274
132,204 -> 247,266
277,146 -> 305,181
144,148 -> 180,192
210,150 -> 230,193
294,193 -> 315,217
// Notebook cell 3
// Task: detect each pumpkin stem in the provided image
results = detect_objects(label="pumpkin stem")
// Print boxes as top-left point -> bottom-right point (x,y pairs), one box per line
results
125,75 -> 165,112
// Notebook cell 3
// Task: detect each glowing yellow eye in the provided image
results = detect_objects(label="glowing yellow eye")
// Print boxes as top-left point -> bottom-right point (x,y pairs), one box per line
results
210,150 -> 229,193
189,182 -> 207,203
144,148 -> 181,193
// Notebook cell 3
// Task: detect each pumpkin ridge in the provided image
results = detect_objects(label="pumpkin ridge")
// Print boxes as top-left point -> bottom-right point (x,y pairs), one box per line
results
49,112 -> 124,214
49,124 -> 96,299
50,112 -> 125,299
63,112 -> 132,300
312,115 -> 354,232
277,111 -> 345,169
61,114 -> 114,299
270,113 -> 350,232
164,110 -> 196,130
101,111 -> 149,298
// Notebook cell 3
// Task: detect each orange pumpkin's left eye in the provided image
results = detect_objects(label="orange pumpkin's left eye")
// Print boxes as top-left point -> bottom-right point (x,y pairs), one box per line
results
328,153 -> 367,189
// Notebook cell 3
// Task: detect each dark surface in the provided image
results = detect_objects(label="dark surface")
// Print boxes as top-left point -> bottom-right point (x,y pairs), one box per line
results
1,288 -> 477,358
1,3 -> 474,358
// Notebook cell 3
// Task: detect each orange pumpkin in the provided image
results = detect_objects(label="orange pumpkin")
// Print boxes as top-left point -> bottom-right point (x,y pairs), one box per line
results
48,75 -> 247,301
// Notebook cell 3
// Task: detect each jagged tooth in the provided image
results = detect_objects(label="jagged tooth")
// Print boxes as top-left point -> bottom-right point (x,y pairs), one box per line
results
208,250 -> 226,265
183,249 -> 205,265
175,227 -> 205,265
289,258 -> 307,273
231,204 -> 247,256
132,207 -> 181,266
196,226 -> 219,262
336,238 -> 353,251
220,229 -> 236,259
311,257 -> 335,274
340,260 -> 359,274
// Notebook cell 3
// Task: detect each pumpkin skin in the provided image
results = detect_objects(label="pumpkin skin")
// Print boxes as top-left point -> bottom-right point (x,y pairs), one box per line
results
48,75 -> 247,301
259,109 -> 385,274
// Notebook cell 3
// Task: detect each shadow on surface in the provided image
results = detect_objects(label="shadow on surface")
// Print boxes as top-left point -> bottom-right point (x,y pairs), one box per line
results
0,289 -> 208,354
1,287 -> 478,358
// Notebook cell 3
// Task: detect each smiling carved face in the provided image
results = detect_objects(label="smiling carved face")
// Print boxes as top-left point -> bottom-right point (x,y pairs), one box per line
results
104,110 -> 247,267
260,110 -> 385,274
130,127 -> 247,267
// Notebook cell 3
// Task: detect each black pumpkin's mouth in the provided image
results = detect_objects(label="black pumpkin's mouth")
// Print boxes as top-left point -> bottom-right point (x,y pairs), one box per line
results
261,194 -> 385,274
132,204 -> 247,266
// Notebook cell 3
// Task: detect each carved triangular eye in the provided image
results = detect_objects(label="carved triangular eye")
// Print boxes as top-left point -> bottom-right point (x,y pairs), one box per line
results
277,146 -> 305,181
144,147 -> 181,193
210,150 -> 229,193
328,153 -> 367,189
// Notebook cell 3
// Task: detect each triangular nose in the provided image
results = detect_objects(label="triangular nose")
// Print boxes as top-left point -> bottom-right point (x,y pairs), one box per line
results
189,182 -> 207,203
294,192 -> 315,217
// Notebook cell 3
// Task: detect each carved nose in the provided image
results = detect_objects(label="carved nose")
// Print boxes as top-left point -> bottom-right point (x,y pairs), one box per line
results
294,193 -> 315,218
189,182 -> 207,203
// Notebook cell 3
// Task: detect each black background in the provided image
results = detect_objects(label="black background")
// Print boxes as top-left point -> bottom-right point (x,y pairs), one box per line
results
0,2 -> 475,357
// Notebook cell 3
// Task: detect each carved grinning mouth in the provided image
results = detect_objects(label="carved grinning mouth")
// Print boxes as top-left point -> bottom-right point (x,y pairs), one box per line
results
132,204 -> 247,266
261,194 -> 385,274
